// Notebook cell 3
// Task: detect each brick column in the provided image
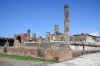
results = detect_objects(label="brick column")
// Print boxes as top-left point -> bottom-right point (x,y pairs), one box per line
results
64,5 -> 69,41
27,29 -> 30,41
54,25 -> 59,41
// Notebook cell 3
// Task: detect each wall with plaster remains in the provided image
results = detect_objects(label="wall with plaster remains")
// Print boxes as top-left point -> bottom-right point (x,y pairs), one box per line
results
70,33 -> 100,44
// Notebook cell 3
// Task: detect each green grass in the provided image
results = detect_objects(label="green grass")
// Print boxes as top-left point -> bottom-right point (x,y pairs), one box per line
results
0,53 -> 57,63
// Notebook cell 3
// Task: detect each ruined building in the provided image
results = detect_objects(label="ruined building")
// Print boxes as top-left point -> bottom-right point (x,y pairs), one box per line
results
70,33 -> 100,44
14,5 -> 70,46
13,5 -> 100,46
0,37 -> 14,46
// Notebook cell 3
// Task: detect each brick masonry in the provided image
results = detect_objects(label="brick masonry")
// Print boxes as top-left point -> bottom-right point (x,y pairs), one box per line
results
44,49 -> 73,61
0,47 -> 73,61
0,47 -> 38,58
14,34 -> 27,46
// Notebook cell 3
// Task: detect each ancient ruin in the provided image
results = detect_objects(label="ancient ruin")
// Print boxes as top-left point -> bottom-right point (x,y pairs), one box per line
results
13,5 -> 70,45
0,5 -> 100,61
0,37 -> 14,46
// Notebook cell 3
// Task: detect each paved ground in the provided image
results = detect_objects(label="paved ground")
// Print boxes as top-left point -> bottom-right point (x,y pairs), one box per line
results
0,52 -> 100,66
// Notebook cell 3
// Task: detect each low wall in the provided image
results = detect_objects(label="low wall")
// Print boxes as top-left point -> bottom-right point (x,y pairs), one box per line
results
0,47 -> 38,58
70,45 -> 100,51
44,49 -> 73,61
73,50 -> 100,57
21,42 -> 100,59
0,41 -> 100,61
0,47 -> 4,53
0,47 -> 73,61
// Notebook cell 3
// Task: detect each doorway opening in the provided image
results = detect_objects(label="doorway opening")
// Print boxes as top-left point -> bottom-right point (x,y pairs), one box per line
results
16,36 -> 21,43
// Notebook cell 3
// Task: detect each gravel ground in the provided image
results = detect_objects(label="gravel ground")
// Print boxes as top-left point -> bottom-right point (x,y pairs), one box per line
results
0,57 -> 53,66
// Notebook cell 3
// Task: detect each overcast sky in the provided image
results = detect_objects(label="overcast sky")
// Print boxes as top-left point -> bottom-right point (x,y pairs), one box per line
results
0,0 -> 100,38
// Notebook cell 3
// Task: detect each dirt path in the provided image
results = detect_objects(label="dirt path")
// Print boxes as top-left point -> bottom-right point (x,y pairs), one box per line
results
0,57 -> 53,66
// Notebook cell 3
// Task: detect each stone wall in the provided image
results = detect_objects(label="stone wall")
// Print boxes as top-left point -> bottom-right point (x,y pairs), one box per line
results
44,49 -> 73,61
46,32 -> 50,41
32,33 -> 36,41
0,37 -> 14,46
22,41 -> 100,55
70,33 -> 100,44
1,41 -> 100,61
0,46 -> 73,61
70,44 -> 100,52
0,47 -> 4,53
14,34 -> 27,46
0,47 -> 38,58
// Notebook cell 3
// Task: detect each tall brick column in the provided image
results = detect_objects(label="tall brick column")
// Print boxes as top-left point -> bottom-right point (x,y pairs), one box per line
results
64,5 -> 69,41
27,29 -> 30,41
54,25 -> 59,41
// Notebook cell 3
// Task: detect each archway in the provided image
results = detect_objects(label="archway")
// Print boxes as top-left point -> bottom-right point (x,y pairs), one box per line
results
16,36 -> 21,43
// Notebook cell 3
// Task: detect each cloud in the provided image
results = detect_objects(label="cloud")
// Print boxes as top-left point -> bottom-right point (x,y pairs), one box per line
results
90,31 -> 100,36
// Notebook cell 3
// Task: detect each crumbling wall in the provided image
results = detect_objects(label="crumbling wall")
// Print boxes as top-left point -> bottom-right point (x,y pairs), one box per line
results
70,33 -> 100,44
32,33 -> 36,41
1,41 -> 100,61
0,37 -> 14,46
44,49 -> 73,61
14,34 -> 27,46
0,47 -> 38,58
0,47 -> 4,53
46,32 -> 50,41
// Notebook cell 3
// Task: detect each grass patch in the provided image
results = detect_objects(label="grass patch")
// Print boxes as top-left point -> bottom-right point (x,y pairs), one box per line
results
0,53 -> 56,63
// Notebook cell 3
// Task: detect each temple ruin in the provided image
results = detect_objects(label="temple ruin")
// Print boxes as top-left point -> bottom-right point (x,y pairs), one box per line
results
0,5 -> 100,61
13,5 -> 100,46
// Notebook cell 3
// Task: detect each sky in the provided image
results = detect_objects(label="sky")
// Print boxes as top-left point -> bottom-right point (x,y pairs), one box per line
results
0,0 -> 100,38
